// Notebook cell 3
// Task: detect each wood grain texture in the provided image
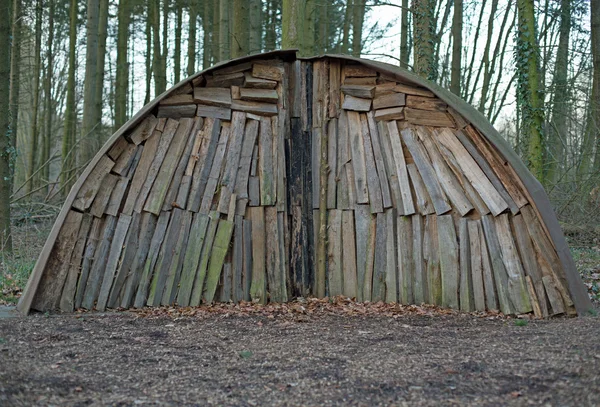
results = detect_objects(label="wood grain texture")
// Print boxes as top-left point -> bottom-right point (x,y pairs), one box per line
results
217,112 -> 247,213
72,155 -> 115,211
188,118 -> 221,212
387,121 -> 416,215
327,210 -> 343,297
360,114 -> 383,213
458,218 -> 473,312
468,220 -> 486,312
348,112 -> 368,204
372,213 -> 387,302
437,214 -> 459,309
189,211 -> 220,306
248,207 -> 267,304
397,215 -> 413,305
200,123 -> 231,213
412,214 -> 425,304
60,213 -> 93,312
367,112 -> 392,209
481,215 -> 512,315
129,114 -> 159,145
424,215 -> 441,305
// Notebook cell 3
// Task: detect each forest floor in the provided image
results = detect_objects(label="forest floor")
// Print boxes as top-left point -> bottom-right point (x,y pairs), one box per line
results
0,217 -> 599,406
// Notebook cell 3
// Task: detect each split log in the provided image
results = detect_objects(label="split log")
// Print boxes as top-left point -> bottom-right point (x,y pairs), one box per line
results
248,207 -> 267,304
196,104 -> 232,120
89,174 -> 119,217
258,116 -> 275,206
458,218 -> 473,312
189,211 -> 220,306
406,164 -> 435,215
159,93 -> 194,106
218,112 -> 248,213
329,60 -> 341,118
122,131 -> 161,215
392,83 -> 434,97
60,213 -> 93,312
193,87 -> 232,107
387,121 -> 416,215
205,72 -> 245,87
200,123 -> 231,213
374,107 -> 405,121
372,213 -> 387,302
252,63 -> 284,81
177,213 -> 210,306
342,210 -> 358,298
72,155 -> 115,211
437,214 -> 459,309
327,210 -> 343,297
129,115 -> 159,145
105,176 -> 130,216
397,215 -> 413,305
342,95 -> 372,112
244,71 -> 278,89
360,114 -> 383,213
203,218 -> 235,304
240,88 -> 279,103
347,112 -> 368,204
354,205 -> 371,302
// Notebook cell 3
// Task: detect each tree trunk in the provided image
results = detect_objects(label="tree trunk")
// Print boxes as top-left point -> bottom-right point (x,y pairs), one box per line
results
400,0 -> 409,68
264,0 -> 276,51
189,0 -> 198,73
412,0 -> 436,79
174,2 -> 182,83
41,1 -> 55,187
450,0 -> 462,95
471,0 -> 498,107
115,0 -> 131,131
547,0 -> 570,184
516,0 -> 544,181
219,0 -> 230,61
9,0 -> 21,161
317,1 -> 328,53
248,0 -> 261,54
282,0 -> 304,52
152,0 -> 166,97
586,0 -> 600,177
232,0 -> 249,58
0,0 -> 12,252
144,3 -> 152,105
93,0 -> 109,147
62,0 -> 78,191
212,0 -> 220,63
351,0 -> 365,57
26,0 -> 42,193
80,0 -> 100,166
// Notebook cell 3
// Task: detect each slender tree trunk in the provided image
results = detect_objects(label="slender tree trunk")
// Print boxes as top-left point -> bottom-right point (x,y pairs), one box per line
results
471,0 -> 498,106
219,0 -> 230,61
585,0 -> 600,178
115,0 -> 131,131
41,1 -> 55,187
93,0 -> 109,148
26,0 -> 42,193
9,0 -> 21,160
341,0 -> 351,54
62,0 -> 78,191
0,0 -> 12,252
212,0 -> 220,63
80,0 -> 100,166
174,3 -> 182,83
547,0 -> 570,183
264,0 -> 276,51
282,0 -> 304,52
463,0 -> 487,99
317,1 -> 328,53
400,0 -> 409,68
248,0 -> 261,54
162,0 -> 169,85
516,0 -> 544,181
450,0 -> 462,95
412,0 -> 436,79
144,3 -> 152,105
351,0 -> 365,57
232,0 -> 249,58
188,0 -> 198,73
151,0 -> 166,96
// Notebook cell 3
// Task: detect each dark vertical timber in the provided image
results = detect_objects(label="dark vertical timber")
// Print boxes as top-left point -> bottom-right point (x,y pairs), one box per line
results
304,63 -> 314,295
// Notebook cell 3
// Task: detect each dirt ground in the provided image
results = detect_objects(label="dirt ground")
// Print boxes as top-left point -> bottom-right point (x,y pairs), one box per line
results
1,304 -> 599,407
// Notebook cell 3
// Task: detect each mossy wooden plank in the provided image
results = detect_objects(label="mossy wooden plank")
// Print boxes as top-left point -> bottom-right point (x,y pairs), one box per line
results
360,114 -> 383,213
188,118 -> 221,211
232,215 -> 244,303
107,212 -> 141,308
200,123 -> 232,213
177,212 -> 210,306
372,213 -> 387,302
72,155 -> 115,211
385,209 -> 397,303
60,213 -> 93,312
458,218 -> 473,312
96,214 -> 133,311
467,220 -> 486,312
203,219 -> 234,303
265,207 -> 287,302
75,217 -> 104,309
354,204 -> 371,302
217,112 -> 247,213
89,174 -> 119,217
81,215 -> 118,310
129,114 -> 159,144
397,215 -> 413,305
32,210 -> 83,311
412,214 -> 426,304
145,118 -> 194,214
311,127 -> 321,209
423,215 -> 441,305
120,212 -> 158,308
387,122 -> 416,215
329,60 -> 341,118
133,211 -> 171,308
259,116 -> 275,206
162,211 -> 193,305
248,207 -> 266,304
480,215 -> 512,315
336,112 -> 351,209
122,130 -> 161,215
234,119 -> 260,200
106,176 -> 131,216
189,211 -> 220,306
437,214 -> 459,310
348,111 -> 369,204
327,210 -> 343,297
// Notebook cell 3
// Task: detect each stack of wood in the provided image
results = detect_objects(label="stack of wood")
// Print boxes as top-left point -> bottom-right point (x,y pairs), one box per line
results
30,56 -> 575,318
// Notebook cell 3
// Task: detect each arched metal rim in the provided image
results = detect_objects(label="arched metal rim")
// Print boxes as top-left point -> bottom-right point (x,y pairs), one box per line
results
17,50 -> 593,315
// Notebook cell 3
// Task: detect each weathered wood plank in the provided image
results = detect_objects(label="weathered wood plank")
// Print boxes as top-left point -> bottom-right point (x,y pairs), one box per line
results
393,83 -> 434,97
112,143 -> 138,175
176,213 -> 210,306
96,214 -> 133,311
60,213 -> 93,312
244,71 -> 278,89
459,218 -> 473,312
345,76 -> 377,85
89,174 -> 119,217
378,121 -> 403,212
105,176 -> 130,216
205,72 -> 244,87
248,176 -> 260,206
242,219 -> 253,301
72,155 -> 115,211
200,123 -> 231,213
363,209 -> 377,302
405,108 -> 454,127
311,127 -> 321,209
240,88 -> 279,104
122,132 -> 160,215
326,210 -> 343,297
542,275 -> 566,315
161,211 -> 193,305
157,104 -> 197,119
189,211 -> 220,306
387,121 -> 416,215
231,215 -> 244,303
252,63 -> 284,81
360,114 -> 383,213
406,164 -> 435,215
159,93 -> 194,106
213,61 -> 252,75
374,107 -> 405,121
342,95 -> 372,112
478,220 -> 498,311
385,209 -> 397,303
406,95 -> 447,111
109,212 -> 142,308
107,137 -> 129,161
480,215 -> 513,315
248,207 -> 267,304
413,214 -> 426,304
203,218 -> 235,304
344,65 -> 377,77
258,116 -> 275,206
264,207 -> 284,302
397,215 -> 413,305
336,112 -> 351,209
233,119 -> 259,200
467,220 -> 486,312
354,205 -> 371,302
340,84 -> 375,99
129,115 -> 159,145
347,112 -> 368,204
526,275 -> 543,318
193,87 -> 232,107
373,93 -> 406,110
216,112 -> 248,213
372,213 -> 387,302
196,104 -> 232,120
188,118 -> 221,212
341,210 -> 358,299
329,59 -> 341,118
74,218 -> 103,309
424,215 -> 441,305
33,210 -> 83,311
367,112 -> 392,209
447,106 -> 469,129
326,119 -> 338,208
437,215 -> 459,309
219,263 -> 233,303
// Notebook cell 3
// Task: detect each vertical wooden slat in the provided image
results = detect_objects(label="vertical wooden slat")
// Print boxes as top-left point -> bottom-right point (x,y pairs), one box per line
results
203,217 -> 235,304
232,215 -> 244,303
89,174 -> 119,217
189,211 -> 220,306
161,211 -> 193,305
378,121 -> 403,212
248,207 -> 267,304
265,206 -> 286,301
347,111 -> 369,204
542,275 -> 566,315
60,213 -> 93,312
437,214 -> 459,309
188,118 -> 221,211
354,204 -> 371,302
337,111 -> 351,209
326,119 -> 338,208
259,116 -> 275,206
385,209 -> 397,303
200,123 -> 232,213
406,164 -> 435,215
388,122 -> 416,215
412,214 -> 425,304
75,217 -> 104,309
311,127 -> 321,208
479,220 -> 498,311
105,176 -> 131,216
327,209 -> 343,297
177,213 -> 210,306
458,218 -> 473,312
329,59 -> 341,118
397,215 -> 413,305
424,215 -> 441,305
363,210 -> 377,302
123,130 -> 161,215
467,220 -> 486,312
360,114 -> 383,213
342,210 -> 358,299
72,155 -> 115,211
480,215 -> 513,315
235,119 -> 260,200
217,112 -> 248,213
372,213 -> 387,302
242,219 -> 253,301
367,112 -> 392,209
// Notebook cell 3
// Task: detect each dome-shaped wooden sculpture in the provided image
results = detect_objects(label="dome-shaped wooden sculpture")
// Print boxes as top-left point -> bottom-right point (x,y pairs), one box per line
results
18,51 -> 593,317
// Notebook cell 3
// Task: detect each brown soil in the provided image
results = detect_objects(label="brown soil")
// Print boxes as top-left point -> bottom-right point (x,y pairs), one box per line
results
1,305 -> 599,407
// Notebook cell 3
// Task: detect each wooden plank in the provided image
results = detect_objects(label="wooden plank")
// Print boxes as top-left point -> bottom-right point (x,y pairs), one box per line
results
397,215 -> 413,305
336,112 -> 351,209
478,220 -> 498,311
341,210 -> 358,298
252,63 -> 284,81
326,210 -> 343,297
387,121 -> 416,215
232,215 -> 244,303
413,214 -> 426,304
374,107 -> 405,121
156,118 -> 167,132
407,164 -> 435,215
447,106 -> 469,129
468,220 -> 486,312
406,95 -> 447,111
312,60 -> 328,129
89,174 -> 119,217
231,86 -> 241,100
205,72 -> 245,87
526,275 -> 543,318
157,104 -> 197,119
367,112 -> 392,209
340,84 -> 375,99
33,210 -> 83,311
242,219 -> 253,301
344,76 -> 377,85
384,210 -> 397,303
107,137 -> 130,161
455,130 -> 518,214
416,127 -> 473,216
214,112 -> 246,213
196,104 -> 232,120
481,215 -> 513,315
248,207 -> 267,304
290,61 -> 302,118
129,114 -> 159,145
347,112 -> 369,204
74,218 -> 103,309
372,213 -> 387,302
327,119 -> 338,208
374,82 -> 397,97
344,65 -> 377,77
342,95 -> 372,112
244,71 -> 278,89
159,93 -> 194,106
203,218 -> 235,304
234,119 -> 259,200
219,263 -> 233,303
275,110 -> 287,212
189,211 -> 220,306
424,215 -> 441,305
248,177 -> 260,206
213,61 -> 252,75
122,131 -> 161,215
96,214 -> 133,311
437,214 -> 459,309
177,213 -> 210,306
311,127 -> 321,208
494,214 -> 533,314
105,176 -> 130,216
240,88 -> 279,104
193,87 -> 232,107
373,93 -> 406,110
405,108 -> 454,127
459,218 -> 473,312
542,275 -> 566,315
360,115 -> 383,213
258,116 -> 275,206
132,211 -> 170,308
72,155 -> 115,211
329,60 -> 341,118
60,213 -> 93,312
111,143 -> 137,175
200,123 -> 232,213
354,205 -> 371,302
188,118 -> 221,211
81,215 -> 118,310
512,214 -> 549,317
393,83 -> 434,97
161,211 -> 193,305
436,128 -> 508,216
363,209 -> 377,302
134,119 -> 180,213
106,212 -> 140,308
378,121 -> 403,212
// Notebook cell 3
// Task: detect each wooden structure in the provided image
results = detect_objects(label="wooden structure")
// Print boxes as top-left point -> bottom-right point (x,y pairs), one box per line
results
18,51 -> 593,317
